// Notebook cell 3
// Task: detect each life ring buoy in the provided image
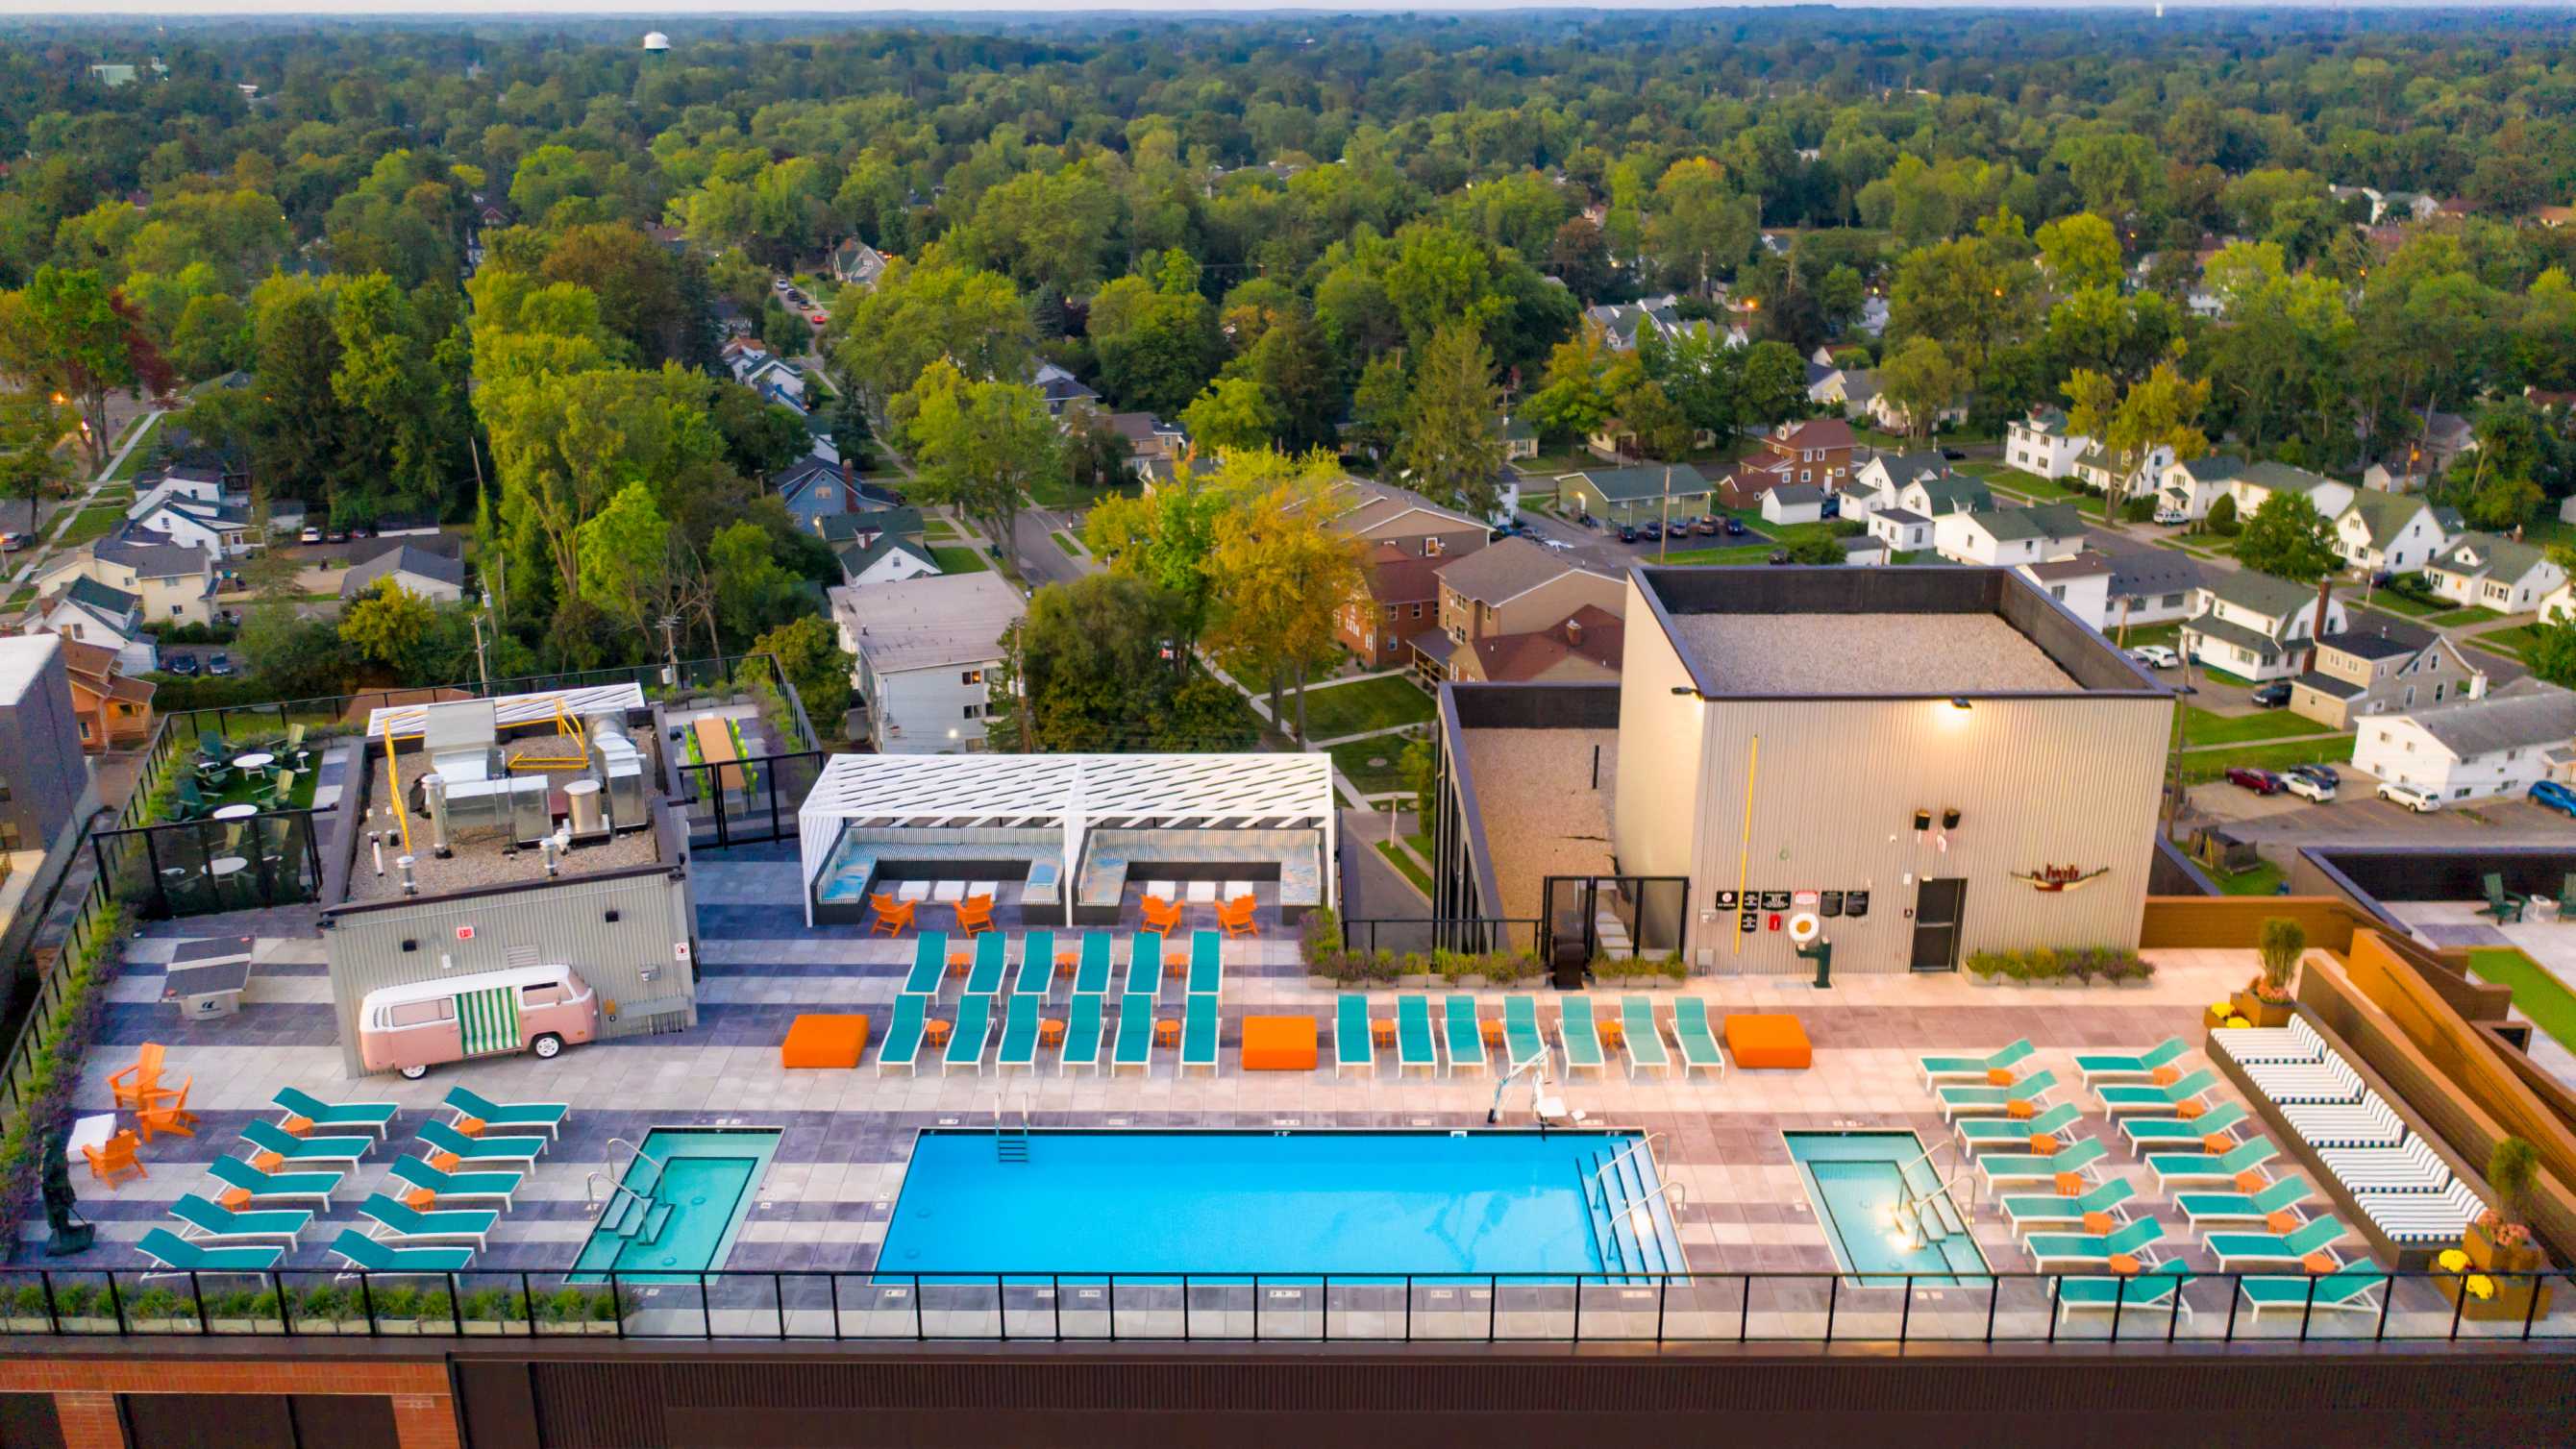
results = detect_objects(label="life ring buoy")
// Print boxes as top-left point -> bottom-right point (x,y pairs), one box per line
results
1788,912 -> 1822,946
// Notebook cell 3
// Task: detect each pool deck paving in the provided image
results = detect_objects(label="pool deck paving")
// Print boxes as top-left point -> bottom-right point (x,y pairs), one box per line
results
27,842 -> 2499,1341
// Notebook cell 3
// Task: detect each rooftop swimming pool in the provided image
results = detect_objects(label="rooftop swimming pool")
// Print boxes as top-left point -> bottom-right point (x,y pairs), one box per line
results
1786,1131 -> 1989,1288
880,1129 -> 1684,1279
572,1128 -> 780,1283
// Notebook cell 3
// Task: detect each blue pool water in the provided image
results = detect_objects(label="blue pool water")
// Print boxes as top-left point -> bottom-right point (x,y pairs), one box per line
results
879,1129 -> 1682,1278
1785,1131 -> 1989,1288
572,1128 -> 780,1282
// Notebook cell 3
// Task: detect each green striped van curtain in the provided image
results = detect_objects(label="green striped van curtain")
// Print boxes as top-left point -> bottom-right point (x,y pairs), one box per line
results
458,986 -> 523,1058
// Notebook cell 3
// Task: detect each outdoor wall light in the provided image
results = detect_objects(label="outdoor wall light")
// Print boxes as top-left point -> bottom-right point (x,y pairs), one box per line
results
1949,698 -> 1974,710
1943,807 -> 1962,830
604,909 -> 621,923
1912,809 -> 1932,833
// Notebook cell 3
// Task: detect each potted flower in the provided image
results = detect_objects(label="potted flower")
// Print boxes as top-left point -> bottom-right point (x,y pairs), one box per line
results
2466,1137 -> 2548,1274
2233,917 -> 2304,1028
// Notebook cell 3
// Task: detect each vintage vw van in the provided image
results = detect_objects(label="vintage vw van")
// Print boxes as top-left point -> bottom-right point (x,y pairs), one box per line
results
358,965 -> 599,1078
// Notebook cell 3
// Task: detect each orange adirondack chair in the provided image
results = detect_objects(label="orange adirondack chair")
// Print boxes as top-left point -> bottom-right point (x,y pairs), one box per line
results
1139,895 -> 1183,935
955,894 -> 996,936
110,1043 -> 176,1113
82,1130 -> 146,1188
137,1076 -> 197,1142
1217,895 -> 1259,939
867,892 -> 915,938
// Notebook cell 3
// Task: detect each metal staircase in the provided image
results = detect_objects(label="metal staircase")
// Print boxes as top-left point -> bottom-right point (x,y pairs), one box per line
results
993,1090 -> 1031,1164
1581,1135 -> 1684,1283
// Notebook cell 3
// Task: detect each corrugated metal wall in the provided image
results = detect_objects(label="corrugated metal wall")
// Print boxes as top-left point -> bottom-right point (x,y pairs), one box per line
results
1611,580 -> 1706,884
321,867 -> 698,1077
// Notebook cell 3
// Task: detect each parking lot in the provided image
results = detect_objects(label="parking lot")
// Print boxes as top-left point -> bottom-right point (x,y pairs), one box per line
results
2188,776 -> 2576,846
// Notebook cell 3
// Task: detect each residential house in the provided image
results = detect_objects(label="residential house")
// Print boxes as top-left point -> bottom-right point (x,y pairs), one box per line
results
1760,419 -> 1856,492
1804,360 -> 1877,412
22,575 -> 154,675
1555,464 -> 1713,528
126,467 -> 240,524
1340,543 -> 1446,670
2156,457 -> 2242,523
2291,625 -> 2487,729
2180,569 -> 2349,682
836,531 -> 942,587
2100,550 -> 2205,629
1581,294 -> 1736,354
1584,416 -> 1718,463
1499,412 -> 1540,461
2362,458 -> 2434,494
2353,676 -> 2576,802
338,544 -> 466,604
2016,552 -> 2114,629
1447,605 -> 1624,685
829,572 -> 1026,753
1031,361 -> 1100,418
129,495 -> 254,558
2377,191 -> 2441,225
1863,384 -> 1960,437
2363,410 -> 2476,486
33,529 -> 215,627
1418,539 -> 1624,686
1934,503 -> 2087,568
58,637 -> 154,753
1323,479 -> 1491,561
830,238 -> 889,289
2333,492 -> 2458,575
1839,536 -> 1891,567
1760,484 -> 1828,527
2544,577 -> 2576,625
737,356 -> 805,408
1866,471 -> 1994,555
1100,410 -> 1188,483
2226,461 -> 2356,528
775,455 -> 902,534
2069,442 -> 2175,502
1838,451 -> 1950,523
2003,407 -> 2090,480
2425,533 -> 2565,613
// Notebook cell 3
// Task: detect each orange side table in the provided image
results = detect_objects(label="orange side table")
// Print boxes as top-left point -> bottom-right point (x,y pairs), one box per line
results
1480,1019 -> 1505,1045
924,1019 -> 954,1048
1154,1019 -> 1180,1047
1597,1019 -> 1625,1049
1371,1018 -> 1396,1046
948,951 -> 970,979
1040,1019 -> 1066,1047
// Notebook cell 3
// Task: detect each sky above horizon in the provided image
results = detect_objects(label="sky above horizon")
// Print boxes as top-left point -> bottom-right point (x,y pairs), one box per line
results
0,0 -> 2343,13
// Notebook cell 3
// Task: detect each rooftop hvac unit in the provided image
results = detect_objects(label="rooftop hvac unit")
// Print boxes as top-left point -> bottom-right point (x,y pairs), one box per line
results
423,770 -> 551,855
586,711 -> 648,829
564,778 -> 607,840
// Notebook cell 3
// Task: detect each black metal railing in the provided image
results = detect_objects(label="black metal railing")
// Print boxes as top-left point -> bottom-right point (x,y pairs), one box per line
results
0,1267 -> 2566,1347
1337,917 -> 1545,955
673,750 -> 830,849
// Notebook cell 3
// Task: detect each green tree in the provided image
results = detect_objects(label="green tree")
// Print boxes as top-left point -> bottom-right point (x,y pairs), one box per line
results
0,389 -> 74,532
1647,159 -> 1756,298
1203,455 -> 1371,739
707,519 -> 799,645
1347,353 -> 1410,461
898,360 -> 1063,552
829,258 -> 1033,419
1397,322 -> 1507,517
0,266 -> 175,474
2234,491 -> 2343,583
751,615 -> 854,734
2033,212 -> 2123,293
337,579 -> 437,675
1737,340 -> 1808,427
1876,336 -> 1964,441
575,480 -> 676,638
1181,376 -> 1282,454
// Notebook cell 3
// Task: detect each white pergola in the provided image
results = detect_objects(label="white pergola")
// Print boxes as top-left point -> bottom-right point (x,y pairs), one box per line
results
364,683 -> 648,741
796,752 -> 1338,925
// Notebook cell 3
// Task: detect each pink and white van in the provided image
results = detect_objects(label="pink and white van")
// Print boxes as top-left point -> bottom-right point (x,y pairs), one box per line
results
358,965 -> 599,1079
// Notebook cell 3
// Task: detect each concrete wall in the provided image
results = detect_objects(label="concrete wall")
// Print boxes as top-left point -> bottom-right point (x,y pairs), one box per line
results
0,638 -> 92,851
1608,577 -> 1703,885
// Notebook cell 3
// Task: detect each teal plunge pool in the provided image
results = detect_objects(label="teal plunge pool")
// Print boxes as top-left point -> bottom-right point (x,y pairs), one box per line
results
572,1128 -> 780,1283
1785,1131 -> 1989,1289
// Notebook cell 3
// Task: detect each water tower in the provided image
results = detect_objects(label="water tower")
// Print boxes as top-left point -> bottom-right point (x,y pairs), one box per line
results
642,31 -> 670,56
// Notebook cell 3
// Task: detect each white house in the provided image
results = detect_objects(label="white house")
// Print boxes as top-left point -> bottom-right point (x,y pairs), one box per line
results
20,576 -> 155,675
126,471 -> 235,524
1867,507 -> 1934,554
2333,493 -> 2458,576
1895,472 -> 1992,520
2017,552 -> 2115,629
2101,550 -> 2206,628
739,356 -> 806,406
2069,442 -> 2175,503
1759,484 -> 1828,527
1933,503 -> 2086,568
2425,533 -> 2565,613
1838,451 -> 1950,523
2180,569 -> 2350,683
2544,578 -> 2576,625
338,545 -> 465,604
2003,407 -> 2090,481
2225,462 -> 2356,530
837,532 -> 943,587
829,572 -> 1027,753
129,497 -> 255,558
2155,457 -> 2242,524
2353,677 -> 2576,803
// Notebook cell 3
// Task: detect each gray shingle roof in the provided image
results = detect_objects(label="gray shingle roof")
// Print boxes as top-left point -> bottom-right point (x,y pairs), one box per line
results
92,529 -> 208,579
1436,536 -> 1602,606
339,545 -> 463,600
2102,550 -> 2202,601
2206,568 -> 2323,621
2400,679 -> 2576,759
1560,464 -> 1712,503
1971,503 -> 2084,542
2434,531 -> 2550,582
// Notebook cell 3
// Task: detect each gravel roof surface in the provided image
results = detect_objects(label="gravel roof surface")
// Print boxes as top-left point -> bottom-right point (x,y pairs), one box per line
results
1667,612 -> 2077,695
1459,728 -> 1617,918
342,733 -> 663,904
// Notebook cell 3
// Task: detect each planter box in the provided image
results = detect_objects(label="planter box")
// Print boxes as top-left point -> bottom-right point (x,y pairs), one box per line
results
2442,1270 -> 2553,1322
1968,972 -> 2005,988
2466,1221 -> 2548,1275
2230,990 -> 2294,1028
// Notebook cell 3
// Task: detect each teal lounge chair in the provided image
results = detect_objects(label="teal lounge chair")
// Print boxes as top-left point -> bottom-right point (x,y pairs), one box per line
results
1187,929 -> 1224,997
996,992 -> 1042,1073
2072,1037 -> 2188,1088
441,1086 -> 568,1139
1502,995 -> 1548,1071
2208,1216 -> 2350,1272
359,1193 -> 496,1250
208,1154 -> 340,1210
242,1117 -> 372,1169
172,1192 -> 310,1247
1999,1177 -> 2134,1235
273,1086 -> 397,1138
1016,930 -> 1057,998
1181,993 -> 1220,1075
1112,994 -> 1155,1073
1558,995 -> 1607,1076
326,1228 -> 471,1276
965,932 -> 1009,995
2147,1137 -> 2277,1191
2178,1175 -> 2316,1228
417,1118 -> 546,1167
388,1155 -> 521,1208
1976,1138 -> 2108,1191
2120,1101 -> 2247,1146
1128,932 -> 1166,999
2024,1216 -> 2166,1274
1073,934 -> 1114,995
1396,995 -> 1439,1075
877,994 -> 928,1075
1918,1038 -> 2034,1090
1060,994 -> 1104,1073
2097,1068 -> 2218,1115
903,931 -> 950,995
944,993 -> 995,1074
1955,1102 -> 2081,1152
136,1227 -> 282,1276
1621,996 -> 1671,1078
1938,1068 -> 2058,1119
2237,1265 -> 2387,1323
2056,1262 -> 2192,1325
1673,998 -> 1725,1078
1443,995 -> 1488,1076
1336,994 -> 1375,1076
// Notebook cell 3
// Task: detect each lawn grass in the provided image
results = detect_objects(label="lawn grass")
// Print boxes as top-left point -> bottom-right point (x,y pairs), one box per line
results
2465,946 -> 2576,1056
1374,837 -> 1434,896
2181,706 -> 2331,747
109,413 -> 162,481
2216,860 -> 2285,896
924,519 -> 959,540
1050,530 -> 1084,557
2362,587 -> 2446,619
2109,621 -> 2183,651
1298,674 -> 1435,739
57,502 -> 128,547
1658,543 -> 1776,565
2174,734 -> 2356,784
1325,736 -> 1417,795
185,760 -> 320,815
1977,466 -> 2086,503
2427,605 -> 2505,628
929,545 -> 990,574
1028,474 -> 1133,510
2468,622 -> 2550,661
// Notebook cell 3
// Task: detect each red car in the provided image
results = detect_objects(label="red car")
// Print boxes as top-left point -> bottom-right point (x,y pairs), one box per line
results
2225,767 -> 2284,796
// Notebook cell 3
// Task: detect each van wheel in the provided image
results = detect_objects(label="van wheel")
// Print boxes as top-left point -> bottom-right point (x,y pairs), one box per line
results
399,1064 -> 429,1080
532,1033 -> 563,1060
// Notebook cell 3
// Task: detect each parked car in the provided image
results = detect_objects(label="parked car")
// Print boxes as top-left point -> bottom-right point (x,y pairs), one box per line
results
2152,506 -> 2188,526
2369,569 -> 2396,590
359,965 -> 599,1079
0,531 -> 26,552
2283,771 -> 2336,803
2377,781 -> 2442,813
2288,764 -> 2341,789
349,525 -> 373,540
1639,520 -> 1663,541
1617,524 -> 1638,544
2530,779 -> 2576,818
1941,449 -> 1967,461
2128,644 -> 2180,669
2225,766 -> 2284,796
772,278 -> 791,291
325,528 -> 349,544
1723,517 -> 1748,537
808,311 -> 828,326
1694,515 -> 1721,536
206,652 -> 235,677
2249,680 -> 2293,709
1576,512 -> 1598,529
299,526 -> 322,544
163,653 -> 200,677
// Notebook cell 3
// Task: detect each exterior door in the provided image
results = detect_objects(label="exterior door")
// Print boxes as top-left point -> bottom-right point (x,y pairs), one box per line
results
1910,877 -> 1967,971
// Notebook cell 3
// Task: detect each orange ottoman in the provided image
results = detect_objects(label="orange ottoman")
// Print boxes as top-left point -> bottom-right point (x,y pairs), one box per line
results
1723,1013 -> 1812,1069
1241,1015 -> 1319,1071
781,1013 -> 869,1069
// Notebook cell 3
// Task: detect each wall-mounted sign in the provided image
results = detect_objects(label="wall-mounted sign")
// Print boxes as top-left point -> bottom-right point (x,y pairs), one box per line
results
1820,891 -> 1845,918
2010,865 -> 2110,893
1712,890 -> 1740,910
1739,910 -> 1760,934
1759,890 -> 1793,912
1845,892 -> 1870,919
456,925 -> 475,942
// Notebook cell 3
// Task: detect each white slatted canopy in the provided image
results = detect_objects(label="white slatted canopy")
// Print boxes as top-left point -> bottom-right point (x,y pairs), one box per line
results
365,683 -> 647,741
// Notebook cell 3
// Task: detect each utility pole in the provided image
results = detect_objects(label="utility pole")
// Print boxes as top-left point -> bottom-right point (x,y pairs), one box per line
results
657,614 -> 681,688
1658,463 -> 1672,562
469,611 -> 491,695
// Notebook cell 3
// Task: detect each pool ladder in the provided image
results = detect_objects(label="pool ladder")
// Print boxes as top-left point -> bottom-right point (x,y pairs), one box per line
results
1582,1134 -> 1686,1284
587,1138 -> 675,1243
993,1090 -> 1031,1164
1891,1140 -> 1978,1249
